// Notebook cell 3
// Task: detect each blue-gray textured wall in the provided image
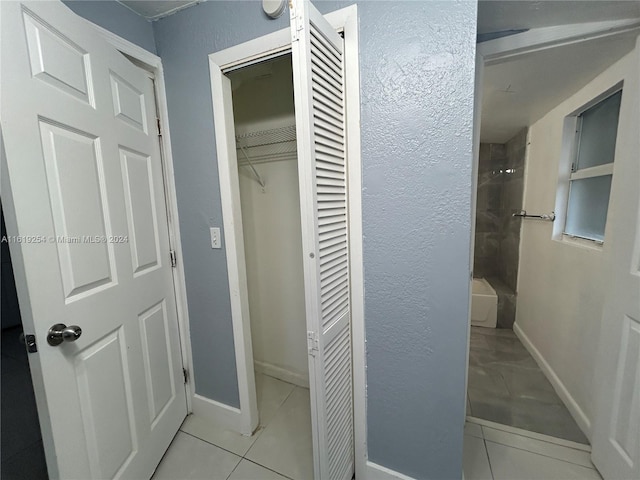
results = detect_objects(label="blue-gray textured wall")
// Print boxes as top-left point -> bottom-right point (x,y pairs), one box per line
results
153,1 -> 478,478
63,0 -> 156,53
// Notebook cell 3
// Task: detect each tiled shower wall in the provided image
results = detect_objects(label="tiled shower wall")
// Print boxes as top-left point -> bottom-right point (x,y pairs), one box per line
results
474,129 -> 527,328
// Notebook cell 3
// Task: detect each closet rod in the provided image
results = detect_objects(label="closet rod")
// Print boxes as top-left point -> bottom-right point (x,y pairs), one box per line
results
238,144 -> 266,189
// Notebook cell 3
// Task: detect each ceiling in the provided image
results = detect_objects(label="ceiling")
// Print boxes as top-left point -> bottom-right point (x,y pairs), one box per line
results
117,1 -> 199,20
479,1 -> 640,143
119,1 -> 640,26
478,1 -> 640,34
117,1 -> 640,144
481,29 -> 638,143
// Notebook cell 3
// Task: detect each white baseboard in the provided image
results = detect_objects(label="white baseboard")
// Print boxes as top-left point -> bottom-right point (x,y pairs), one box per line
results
366,461 -> 415,480
191,394 -> 244,433
513,322 -> 592,439
254,360 -> 309,388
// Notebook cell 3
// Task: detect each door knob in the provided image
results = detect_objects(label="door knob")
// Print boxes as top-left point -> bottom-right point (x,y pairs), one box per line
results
47,323 -> 82,346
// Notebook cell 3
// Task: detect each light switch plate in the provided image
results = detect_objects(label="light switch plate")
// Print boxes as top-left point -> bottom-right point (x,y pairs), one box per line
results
210,227 -> 221,249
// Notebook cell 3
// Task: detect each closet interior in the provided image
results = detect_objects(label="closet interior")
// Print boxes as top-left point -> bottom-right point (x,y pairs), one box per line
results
227,54 -> 313,479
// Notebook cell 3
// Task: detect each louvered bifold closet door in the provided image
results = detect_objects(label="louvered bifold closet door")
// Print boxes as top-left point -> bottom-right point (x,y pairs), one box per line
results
290,1 -> 353,479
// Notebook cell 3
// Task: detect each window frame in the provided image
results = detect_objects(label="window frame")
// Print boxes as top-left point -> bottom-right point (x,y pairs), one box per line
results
558,85 -> 623,245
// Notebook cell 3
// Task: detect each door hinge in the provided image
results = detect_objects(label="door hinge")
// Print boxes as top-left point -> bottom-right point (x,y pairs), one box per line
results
183,368 -> 189,384
170,250 -> 177,268
290,8 -> 303,42
156,118 -> 162,137
307,331 -> 319,356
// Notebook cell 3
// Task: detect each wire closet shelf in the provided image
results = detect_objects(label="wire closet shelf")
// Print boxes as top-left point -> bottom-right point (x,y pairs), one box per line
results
235,124 -> 298,189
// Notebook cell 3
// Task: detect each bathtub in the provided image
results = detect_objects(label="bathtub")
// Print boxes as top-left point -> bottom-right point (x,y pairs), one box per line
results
471,278 -> 497,328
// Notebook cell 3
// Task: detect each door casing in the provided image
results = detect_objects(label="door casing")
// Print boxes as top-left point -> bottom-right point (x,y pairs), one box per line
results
207,5 -> 366,479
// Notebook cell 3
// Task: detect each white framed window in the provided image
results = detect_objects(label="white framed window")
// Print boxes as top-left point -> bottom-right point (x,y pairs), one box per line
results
563,89 -> 622,243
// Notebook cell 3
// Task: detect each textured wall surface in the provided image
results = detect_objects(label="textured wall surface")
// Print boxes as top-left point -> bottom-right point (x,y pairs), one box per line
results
153,1 -> 477,477
358,3 -> 476,477
63,0 -> 156,53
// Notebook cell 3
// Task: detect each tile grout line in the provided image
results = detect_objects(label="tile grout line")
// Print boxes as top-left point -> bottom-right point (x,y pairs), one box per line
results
179,378 -> 297,460
180,377 -> 302,480
482,438 -> 597,471
467,416 -> 591,452
241,380 -> 299,478
179,429 -> 249,459
242,458 -> 297,480
481,427 -> 496,480
223,455 -> 243,480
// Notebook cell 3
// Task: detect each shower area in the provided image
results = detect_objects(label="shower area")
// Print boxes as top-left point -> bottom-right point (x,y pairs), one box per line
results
473,129 -> 526,330
467,129 -> 588,444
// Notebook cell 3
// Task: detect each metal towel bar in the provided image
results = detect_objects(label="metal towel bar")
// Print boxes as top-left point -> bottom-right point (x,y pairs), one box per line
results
512,210 -> 555,221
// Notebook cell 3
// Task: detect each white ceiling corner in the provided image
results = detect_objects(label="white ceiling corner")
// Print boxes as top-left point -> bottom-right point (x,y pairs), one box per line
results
479,1 -> 640,143
117,1 -> 200,21
478,0 -> 640,34
481,30 -> 638,144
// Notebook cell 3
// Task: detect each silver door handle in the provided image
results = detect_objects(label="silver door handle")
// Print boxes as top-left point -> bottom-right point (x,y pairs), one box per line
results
47,323 -> 82,346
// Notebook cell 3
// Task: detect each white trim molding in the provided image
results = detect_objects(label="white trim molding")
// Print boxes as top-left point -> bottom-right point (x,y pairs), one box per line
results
366,461 -> 416,480
513,323 -> 591,437
85,18 -> 197,415
341,6 -> 368,480
254,361 -> 309,389
210,59 -> 260,437
86,19 -> 161,66
208,4 -> 367,477
191,394 -> 244,433
479,19 -> 640,66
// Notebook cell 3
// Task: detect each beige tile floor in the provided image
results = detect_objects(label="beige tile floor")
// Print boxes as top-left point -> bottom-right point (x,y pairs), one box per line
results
153,373 -> 312,480
153,373 -> 603,480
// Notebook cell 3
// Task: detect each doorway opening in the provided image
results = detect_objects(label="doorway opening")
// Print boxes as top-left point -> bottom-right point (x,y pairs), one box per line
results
227,54 -> 314,479
467,24 -> 638,448
208,6 -> 364,477
0,204 -> 48,480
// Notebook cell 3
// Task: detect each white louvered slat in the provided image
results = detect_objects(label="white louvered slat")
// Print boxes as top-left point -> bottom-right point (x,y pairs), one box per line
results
291,1 -> 353,478
321,278 -> 348,306
320,253 -> 347,275
312,99 -> 344,123
314,110 -> 344,133
315,136 -> 344,154
311,62 -> 343,98
322,287 -> 348,311
324,322 -> 353,479
312,83 -> 343,112
319,248 -> 346,267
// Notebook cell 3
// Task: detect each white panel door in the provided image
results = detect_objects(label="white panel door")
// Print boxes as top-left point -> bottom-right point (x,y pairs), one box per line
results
591,38 -> 640,480
289,1 -> 354,479
1,1 -> 187,478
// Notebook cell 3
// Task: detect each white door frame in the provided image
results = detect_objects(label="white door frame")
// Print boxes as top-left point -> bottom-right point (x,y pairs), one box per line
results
80,20 -> 196,412
466,18 -> 640,430
208,4 -> 367,478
